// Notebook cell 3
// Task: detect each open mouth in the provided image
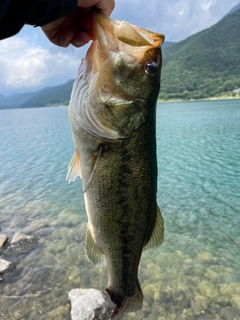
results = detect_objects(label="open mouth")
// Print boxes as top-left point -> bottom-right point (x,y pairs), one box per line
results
92,10 -> 165,66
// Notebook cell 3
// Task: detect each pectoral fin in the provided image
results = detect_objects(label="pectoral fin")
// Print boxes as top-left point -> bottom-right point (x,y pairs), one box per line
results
83,144 -> 103,193
143,205 -> 164,251
66,150 -> 82,183
85,228 -> 106,267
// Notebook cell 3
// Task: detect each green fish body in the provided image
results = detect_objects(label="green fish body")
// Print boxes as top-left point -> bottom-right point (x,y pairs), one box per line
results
67,11 -> 165,318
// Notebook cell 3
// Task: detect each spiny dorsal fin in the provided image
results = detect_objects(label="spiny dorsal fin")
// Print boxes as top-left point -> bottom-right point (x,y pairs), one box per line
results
85,227 -> 106,267
66,150 -> 82,183
143,205 -> 164,251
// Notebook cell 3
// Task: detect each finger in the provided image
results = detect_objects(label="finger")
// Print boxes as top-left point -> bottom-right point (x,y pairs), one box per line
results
44,29 -> 73,47
41,17 -> 65,32
78,7 -> 93,32
95,0 -> 115,16
58,29 -> 74,47
70,31 -> 91,47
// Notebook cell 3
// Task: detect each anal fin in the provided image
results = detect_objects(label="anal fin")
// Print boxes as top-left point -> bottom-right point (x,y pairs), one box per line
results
85,228 -> 106,267
143,205 -> 164,251
66,150 -> 82,183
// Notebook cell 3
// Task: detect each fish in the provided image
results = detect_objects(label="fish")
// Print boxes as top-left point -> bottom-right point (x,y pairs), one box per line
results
67,10 -> 165,319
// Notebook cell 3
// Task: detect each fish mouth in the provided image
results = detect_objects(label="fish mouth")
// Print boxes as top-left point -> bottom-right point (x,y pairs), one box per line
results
89,10 -> 165,73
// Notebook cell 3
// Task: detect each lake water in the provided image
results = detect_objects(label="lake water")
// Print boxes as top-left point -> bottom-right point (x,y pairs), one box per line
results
0,100 -> 240,320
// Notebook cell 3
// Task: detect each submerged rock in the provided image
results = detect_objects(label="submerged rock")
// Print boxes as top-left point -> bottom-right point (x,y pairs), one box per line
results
190,295 -> 208,315
11,232 -> 34,244
196,251 -> 217,263
69,288 -> 114,320
0,258 -> 12,275
220,283 -> 240,296
231,294 -> 240,310
0,234 -> 8,247
41,304 -> 70,319
220,306 -> 240,319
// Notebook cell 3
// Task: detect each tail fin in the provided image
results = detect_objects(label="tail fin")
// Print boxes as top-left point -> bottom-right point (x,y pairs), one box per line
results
106,288 -> 143,319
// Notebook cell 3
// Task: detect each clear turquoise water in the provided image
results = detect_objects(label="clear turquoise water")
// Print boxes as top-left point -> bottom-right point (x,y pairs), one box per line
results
0,100 -> 240,320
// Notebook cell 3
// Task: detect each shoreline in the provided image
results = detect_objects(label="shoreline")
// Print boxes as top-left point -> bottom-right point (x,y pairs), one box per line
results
157,96 -> 240,104
1,96 -> 239,110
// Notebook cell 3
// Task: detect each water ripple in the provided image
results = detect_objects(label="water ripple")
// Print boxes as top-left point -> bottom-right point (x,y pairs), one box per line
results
0,101 -> 240,319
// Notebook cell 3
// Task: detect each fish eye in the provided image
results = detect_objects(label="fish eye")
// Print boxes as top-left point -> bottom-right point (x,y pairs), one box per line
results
145,60 -> 158,76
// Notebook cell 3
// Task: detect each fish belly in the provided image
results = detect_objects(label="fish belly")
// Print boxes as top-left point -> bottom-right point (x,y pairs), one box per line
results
76,121 -> 158,316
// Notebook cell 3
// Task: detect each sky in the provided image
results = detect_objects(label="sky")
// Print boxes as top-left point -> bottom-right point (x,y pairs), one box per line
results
0,0 -> 239,96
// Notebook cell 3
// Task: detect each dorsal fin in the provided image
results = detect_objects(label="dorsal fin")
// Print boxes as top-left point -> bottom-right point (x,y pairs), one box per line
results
143,205 -> 164,251
66,150 -> 82,183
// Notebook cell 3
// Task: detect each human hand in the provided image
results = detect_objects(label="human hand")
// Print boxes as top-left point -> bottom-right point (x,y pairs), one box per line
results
41,0 -> 115,48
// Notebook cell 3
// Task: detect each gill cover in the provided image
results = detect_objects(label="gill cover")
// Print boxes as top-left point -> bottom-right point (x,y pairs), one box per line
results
69,11 -> 165,141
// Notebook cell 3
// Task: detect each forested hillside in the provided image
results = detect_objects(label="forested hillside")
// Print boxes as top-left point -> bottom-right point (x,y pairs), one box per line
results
21,80 -> 74,108
0,81 -> 74,109
160,8 -> 240,100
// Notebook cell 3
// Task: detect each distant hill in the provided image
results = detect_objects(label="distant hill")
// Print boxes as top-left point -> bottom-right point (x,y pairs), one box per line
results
0,94 -> 6,103
0,80 -> 74,109
0,92 -> 39,108
225,2 -> 240,16
159,7 -> 240,100
21,80 -> 74,108
162,41 -> 174,49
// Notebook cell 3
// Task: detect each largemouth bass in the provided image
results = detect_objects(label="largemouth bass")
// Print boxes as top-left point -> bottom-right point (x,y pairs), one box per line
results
67,11 -> 165,318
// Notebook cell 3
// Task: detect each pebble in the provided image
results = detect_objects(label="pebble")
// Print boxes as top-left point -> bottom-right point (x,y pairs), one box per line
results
220,283 -> 240,296
0,258 -> 11,275
231,294 -> 240,310
220,306 -> 240,319
198,281 -> 218,298
41,304 -> 70,319
196,251 -> 217,262
190,295 -> 207,315
0,233 -> 8,247
11,232 -> 34,244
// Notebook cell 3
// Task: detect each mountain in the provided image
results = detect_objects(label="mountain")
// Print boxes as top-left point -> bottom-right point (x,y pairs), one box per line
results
0,94 -> 6,103
0,92 -> 39,108
162,41 -> 174,49
159,7 -> 240,100
21,80 -> 74,108
226,2 -> 240,16
0,80 -> 74,109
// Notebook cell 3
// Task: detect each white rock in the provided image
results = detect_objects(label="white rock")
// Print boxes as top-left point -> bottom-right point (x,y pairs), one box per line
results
69,288 -> 114,320
0,234 -> 8,247
11,232 -> 34,244
0,259 -> 11,275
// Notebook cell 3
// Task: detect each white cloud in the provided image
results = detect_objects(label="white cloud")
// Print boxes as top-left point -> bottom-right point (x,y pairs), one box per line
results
201,0 -> 217,12
0,36 -> 86,93
5,47 -> 49,89
112,0 -> 239,41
